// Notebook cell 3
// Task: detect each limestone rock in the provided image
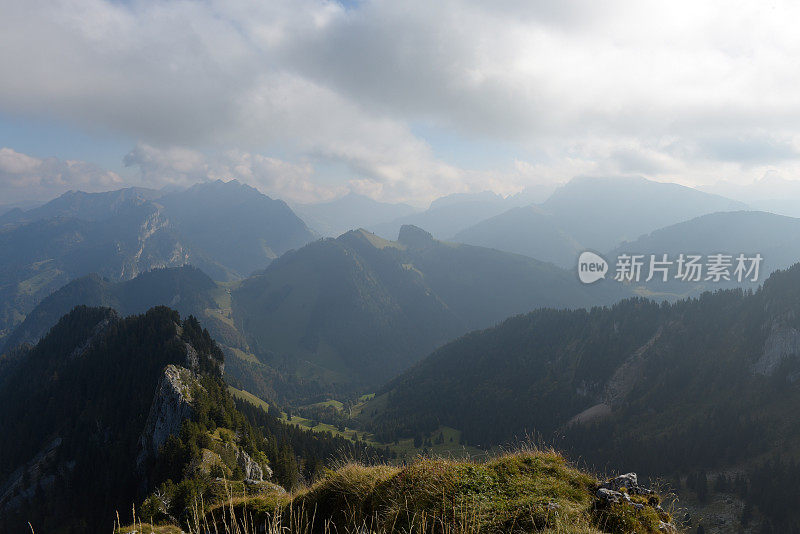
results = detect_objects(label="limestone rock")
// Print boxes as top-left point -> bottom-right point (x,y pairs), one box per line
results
0,437 -> 63,512
185,342 -> 200,372
596,487 -> 629,504
595,472 -> 675,531
600,472 -> 655,495
136,365 -> 197,467
237,449 -> 271,482
754,323 -> 800,375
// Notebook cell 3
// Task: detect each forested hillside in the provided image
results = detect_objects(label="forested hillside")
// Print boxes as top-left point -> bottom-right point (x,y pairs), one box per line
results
232,225 -> 621,394
1,266 -> 218,352
606,210 -> 800,298
0,306 -> 384,533
1,219 -> 623,405
367,263 -> 800,530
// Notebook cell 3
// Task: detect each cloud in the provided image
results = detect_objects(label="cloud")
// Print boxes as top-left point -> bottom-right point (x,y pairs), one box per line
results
123,144 -> 209,187
217,150 -> 324,202
696,135 -> 800,164
123,143 -> 331,203
4,0 -> 800,202
0,147 -> 123,204
121,140 -> 545,205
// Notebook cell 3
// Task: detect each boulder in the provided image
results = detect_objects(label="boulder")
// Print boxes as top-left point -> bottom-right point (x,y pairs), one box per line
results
601,472 -> 653,495
596,488 -> 627,504
237,449 -> 270,482
595,472 -> 676,531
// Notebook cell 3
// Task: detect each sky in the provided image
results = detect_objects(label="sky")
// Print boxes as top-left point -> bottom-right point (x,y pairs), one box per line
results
3,0 -> 800,206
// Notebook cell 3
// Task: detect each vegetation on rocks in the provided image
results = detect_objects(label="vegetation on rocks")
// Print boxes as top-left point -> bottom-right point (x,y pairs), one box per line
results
119,449 -> 673,534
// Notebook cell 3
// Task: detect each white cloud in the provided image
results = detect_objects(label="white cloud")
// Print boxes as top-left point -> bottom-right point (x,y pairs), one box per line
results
4,0 -> 800,202
0,147 -> 41,176
123,143 -> 331,203
123,144 -> 209,186
0,147 -> 123,204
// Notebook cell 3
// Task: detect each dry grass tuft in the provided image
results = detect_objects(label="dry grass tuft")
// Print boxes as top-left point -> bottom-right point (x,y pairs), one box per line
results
118,448 -> 673,534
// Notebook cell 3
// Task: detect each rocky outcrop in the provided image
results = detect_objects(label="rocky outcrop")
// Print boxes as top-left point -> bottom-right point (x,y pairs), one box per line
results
568,327 -> 663,426
183,340 -> 224,376
237,449 -> 270,482
185,342 -> 200,372
68,313 -> 116,361
594,473 -> 676,531
397,225 -> 435,249
0,437 -> 63,513
604,327 -> 664,406
753,323 -> 800,375
601,472 -> 646,493
118,206 -> 191,280
136,365 -> 198,467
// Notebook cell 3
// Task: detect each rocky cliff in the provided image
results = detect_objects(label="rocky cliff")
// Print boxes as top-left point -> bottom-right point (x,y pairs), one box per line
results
137,364 -> 198,468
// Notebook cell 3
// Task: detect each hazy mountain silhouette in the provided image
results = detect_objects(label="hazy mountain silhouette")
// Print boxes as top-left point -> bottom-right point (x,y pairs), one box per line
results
603,210 -> 800,298
232,225 -> 621,392
158,180 -> 315,277
0,181 -> 315,343
454,205 -> 583,267
370,191 -> 519,240
294,192 -> 418,237
454,176 -> 747,267
1,266 -> 218,353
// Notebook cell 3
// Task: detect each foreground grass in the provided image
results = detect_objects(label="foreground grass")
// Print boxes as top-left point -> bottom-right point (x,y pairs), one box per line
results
120,449 -> 673,534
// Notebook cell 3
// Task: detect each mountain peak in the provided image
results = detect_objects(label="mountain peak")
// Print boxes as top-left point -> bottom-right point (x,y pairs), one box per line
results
397,225 -> 435,248
190,178 -> 258,194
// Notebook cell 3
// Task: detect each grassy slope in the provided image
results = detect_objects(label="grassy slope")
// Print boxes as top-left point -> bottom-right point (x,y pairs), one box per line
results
231,386 -> 484,460
122,450 -> 672,534
229,386 -> 363,442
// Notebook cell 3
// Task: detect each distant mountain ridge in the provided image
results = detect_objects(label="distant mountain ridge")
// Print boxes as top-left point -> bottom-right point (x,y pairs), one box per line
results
369,191 -> 527,241
601,210 -> 800,299
294,192 -> 418,237
0,187 -> 164,225
454,176 -> 748,267
2,223 -> 624,403
0,180 -> 315,343
231,224 -> 622,393
158,180 -> 315,276
1,266 -> 218,353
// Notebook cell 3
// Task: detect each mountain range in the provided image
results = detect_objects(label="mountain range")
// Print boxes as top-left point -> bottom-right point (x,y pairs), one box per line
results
454,176 -> 748,267
2,226 -> 623,403
231,225 -> 619,393
293,192 -> 418,237
604,210 -> 800,298
5,175 -> 800,531
1,266 -> 220,353
0,304 -> 674,534
701,174 -> 800,218
369,191 -> 526,241
0,180 -> 315,343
